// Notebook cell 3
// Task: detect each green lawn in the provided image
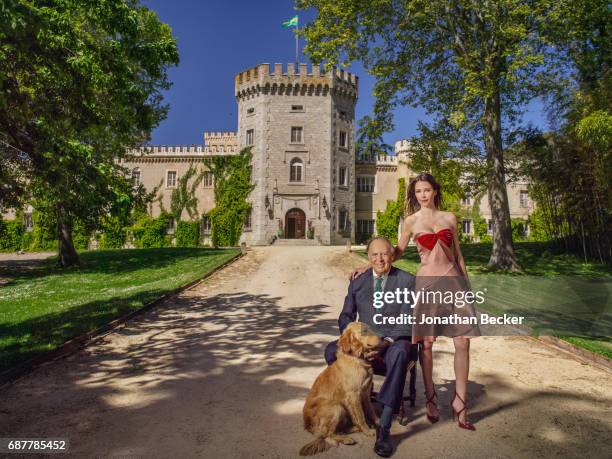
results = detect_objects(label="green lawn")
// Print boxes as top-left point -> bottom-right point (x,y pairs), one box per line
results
0,248 -> 239,373
358,242 -> 612,359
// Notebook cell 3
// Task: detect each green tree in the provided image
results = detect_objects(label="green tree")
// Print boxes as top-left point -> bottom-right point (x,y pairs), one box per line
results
298,0 -> 566,270
0,0 -> 179,266
355,115 -> 392,160
376,178 -> 406,245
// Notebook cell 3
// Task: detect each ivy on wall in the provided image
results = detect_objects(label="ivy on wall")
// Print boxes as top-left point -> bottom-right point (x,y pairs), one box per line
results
206,147 -> 254,247
176,220 -> 200,247
170,165 -> 205,221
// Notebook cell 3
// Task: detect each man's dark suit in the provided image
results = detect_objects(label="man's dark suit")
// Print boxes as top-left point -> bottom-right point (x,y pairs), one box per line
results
324,266 -> 418,413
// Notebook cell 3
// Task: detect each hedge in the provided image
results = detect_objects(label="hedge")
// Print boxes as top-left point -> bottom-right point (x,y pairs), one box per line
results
176,220 -> 200,247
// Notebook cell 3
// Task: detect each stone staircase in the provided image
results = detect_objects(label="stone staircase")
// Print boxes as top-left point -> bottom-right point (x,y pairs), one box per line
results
273,238 -> 319,246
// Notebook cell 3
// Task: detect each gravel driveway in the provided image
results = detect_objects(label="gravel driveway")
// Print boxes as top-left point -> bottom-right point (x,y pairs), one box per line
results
0,246 -> 610,458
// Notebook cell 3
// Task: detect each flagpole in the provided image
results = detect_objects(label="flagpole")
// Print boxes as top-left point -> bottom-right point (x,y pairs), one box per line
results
295,20 -> 299,67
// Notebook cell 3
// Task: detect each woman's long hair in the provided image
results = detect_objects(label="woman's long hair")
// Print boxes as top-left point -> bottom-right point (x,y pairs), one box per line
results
405,172 -> 442,216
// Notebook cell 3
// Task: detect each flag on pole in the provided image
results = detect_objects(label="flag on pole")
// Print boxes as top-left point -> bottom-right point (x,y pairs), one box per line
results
282,15 -> 298,28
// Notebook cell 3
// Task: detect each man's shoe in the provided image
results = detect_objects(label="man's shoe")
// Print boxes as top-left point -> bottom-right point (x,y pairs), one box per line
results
374,426 -> 393,457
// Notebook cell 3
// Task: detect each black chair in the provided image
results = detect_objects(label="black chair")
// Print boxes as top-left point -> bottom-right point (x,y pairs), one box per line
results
371,342 -> 420,426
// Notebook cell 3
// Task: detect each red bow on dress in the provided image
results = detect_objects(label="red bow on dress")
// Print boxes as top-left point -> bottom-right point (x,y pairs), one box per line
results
416,228 -> 453,250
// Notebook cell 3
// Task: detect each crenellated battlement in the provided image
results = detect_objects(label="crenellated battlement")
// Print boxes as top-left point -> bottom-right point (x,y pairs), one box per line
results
395,140 -> 411,154
235,63 -> 358,100
356,153 -> 399,165
126,131 -> 239,157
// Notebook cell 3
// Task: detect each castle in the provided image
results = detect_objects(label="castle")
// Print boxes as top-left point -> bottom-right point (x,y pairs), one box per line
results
119,62 -> 533,245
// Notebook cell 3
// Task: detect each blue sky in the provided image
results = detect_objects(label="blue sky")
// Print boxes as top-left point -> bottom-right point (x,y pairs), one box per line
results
142,0 -> 548,148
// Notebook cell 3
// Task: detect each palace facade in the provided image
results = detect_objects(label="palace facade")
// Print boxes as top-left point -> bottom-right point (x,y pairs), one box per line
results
4,62 -> 533,245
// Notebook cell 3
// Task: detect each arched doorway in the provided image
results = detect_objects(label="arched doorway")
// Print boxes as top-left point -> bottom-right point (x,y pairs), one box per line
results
285,208 -> 306,239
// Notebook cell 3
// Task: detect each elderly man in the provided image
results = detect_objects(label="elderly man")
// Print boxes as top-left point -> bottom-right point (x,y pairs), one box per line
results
324,236 -> 417,457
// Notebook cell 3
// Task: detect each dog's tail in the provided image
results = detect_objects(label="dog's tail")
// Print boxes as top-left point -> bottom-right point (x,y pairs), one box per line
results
299,436 -> 332,456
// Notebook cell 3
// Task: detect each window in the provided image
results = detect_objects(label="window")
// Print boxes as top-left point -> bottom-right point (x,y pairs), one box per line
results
461,194 -> 471,205
166,170 -> 177,188
243,209 -> 252,230
201,215 -> 211,235
24,212 -> 33,232
462,219 -> 472,234
291,126 -> 303,143
290,158 -> 303,182
338,166 -> 348,187
291,104 -> 303,111
356,176 -> 375,193
246,129 -> 254,146
131,168 -> 141,187
166,217 -> 176,235
247,107 -> 255,114
520,190 -> 529,208
203,171 -> 213,187
487,219 -> 494,235
339,131 -> 348,148
357,219 -> 375,234
338,209 -> 350,231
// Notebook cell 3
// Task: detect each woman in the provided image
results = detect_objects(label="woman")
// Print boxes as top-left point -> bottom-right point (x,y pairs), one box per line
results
353,172 -> 480,430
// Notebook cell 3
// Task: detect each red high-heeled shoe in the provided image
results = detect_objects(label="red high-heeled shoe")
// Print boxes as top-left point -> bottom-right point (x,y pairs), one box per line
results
451,392 -> 476,431
425,389 -> 439,424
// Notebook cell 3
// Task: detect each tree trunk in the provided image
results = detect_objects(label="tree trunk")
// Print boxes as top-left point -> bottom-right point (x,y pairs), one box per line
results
57,205 -> 80,267
483,91 -> 521,271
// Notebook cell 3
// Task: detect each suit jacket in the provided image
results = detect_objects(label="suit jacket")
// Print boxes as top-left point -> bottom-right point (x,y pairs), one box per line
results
339,266 -> 416,338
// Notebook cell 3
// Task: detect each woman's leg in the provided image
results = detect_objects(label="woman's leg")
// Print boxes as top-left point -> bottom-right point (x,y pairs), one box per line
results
452,337 -> 470,423
420,340 -> 438,419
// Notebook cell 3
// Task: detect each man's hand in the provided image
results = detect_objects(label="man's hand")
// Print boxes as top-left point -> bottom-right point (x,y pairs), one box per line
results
349,265 -> 369,280
365,339 -> 391,361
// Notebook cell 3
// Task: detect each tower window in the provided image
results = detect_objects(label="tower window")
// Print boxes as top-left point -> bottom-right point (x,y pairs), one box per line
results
339,131 -> 348,148
247,107 -> 255,114
243,209 -> 252,230
291,126 -> 303,143
338,166 -> 348,187
338,209 -> 350,231
291,105 -> 303,111
246,129 -> 254,146
290,158 -> 303,182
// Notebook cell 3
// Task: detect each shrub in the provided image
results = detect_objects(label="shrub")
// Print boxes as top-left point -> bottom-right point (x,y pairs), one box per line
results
99,216 -> 126,249
376,178 -> 406,245
511,218 -> 528,242
0,218 -> 24,251
176,220 -> 200,247
72,218 -> 90,250
131,214 -> 170,248
29,208 -> 58,251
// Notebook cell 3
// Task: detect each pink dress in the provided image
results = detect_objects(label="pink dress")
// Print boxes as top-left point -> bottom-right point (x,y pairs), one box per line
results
412,228 -> 481,343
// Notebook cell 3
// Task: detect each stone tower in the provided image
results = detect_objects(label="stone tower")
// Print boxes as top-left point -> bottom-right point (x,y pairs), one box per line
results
235,63 -> 358,245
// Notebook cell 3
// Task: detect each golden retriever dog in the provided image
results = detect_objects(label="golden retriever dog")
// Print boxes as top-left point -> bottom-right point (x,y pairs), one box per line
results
299,322 -> 381,456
